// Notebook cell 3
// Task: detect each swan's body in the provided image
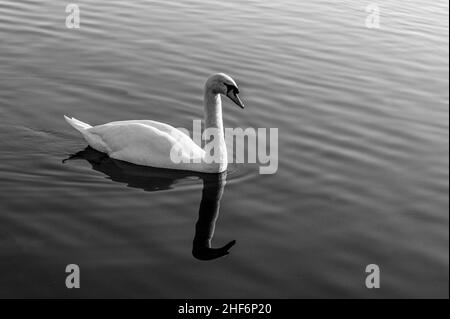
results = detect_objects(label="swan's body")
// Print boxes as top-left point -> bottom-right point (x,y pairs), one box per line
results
64,73 -> 244,173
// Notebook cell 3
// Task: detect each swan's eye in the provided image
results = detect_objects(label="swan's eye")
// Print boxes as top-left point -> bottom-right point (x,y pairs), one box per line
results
224,83 -> 239,94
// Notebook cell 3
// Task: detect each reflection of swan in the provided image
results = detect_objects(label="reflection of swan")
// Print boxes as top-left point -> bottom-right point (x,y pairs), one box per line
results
64,73 -> 244,173
64,147 -> 236,260
193,172 -> 236,260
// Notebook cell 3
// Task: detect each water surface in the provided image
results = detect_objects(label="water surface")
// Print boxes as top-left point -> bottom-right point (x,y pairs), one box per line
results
0,0 -> 448,298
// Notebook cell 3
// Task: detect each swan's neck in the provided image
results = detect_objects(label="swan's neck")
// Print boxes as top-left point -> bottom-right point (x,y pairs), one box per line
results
203,90 -> 227,170
204,91 -> 224,132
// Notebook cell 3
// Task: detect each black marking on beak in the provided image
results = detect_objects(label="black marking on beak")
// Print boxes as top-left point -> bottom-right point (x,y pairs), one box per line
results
224,83 -> 244,108
224,83 -> 239,95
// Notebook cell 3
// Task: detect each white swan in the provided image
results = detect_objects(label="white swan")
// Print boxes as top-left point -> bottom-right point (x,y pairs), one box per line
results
64,73 -> 244,173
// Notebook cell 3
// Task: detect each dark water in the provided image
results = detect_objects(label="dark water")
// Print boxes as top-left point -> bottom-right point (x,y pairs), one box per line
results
0,0 -> 448,298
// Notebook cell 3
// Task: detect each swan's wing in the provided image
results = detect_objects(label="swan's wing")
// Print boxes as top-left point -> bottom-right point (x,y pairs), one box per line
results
102,120 -> 204,156
107,120 -> 184,136
103,120 -> 203,155
87,121 -> 204,167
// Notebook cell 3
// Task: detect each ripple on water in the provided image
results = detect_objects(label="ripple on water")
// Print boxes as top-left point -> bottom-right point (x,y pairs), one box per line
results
0,0 -> 448,298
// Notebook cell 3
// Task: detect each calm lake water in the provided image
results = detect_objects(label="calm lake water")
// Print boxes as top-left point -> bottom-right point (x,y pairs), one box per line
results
0,0 -> 448,298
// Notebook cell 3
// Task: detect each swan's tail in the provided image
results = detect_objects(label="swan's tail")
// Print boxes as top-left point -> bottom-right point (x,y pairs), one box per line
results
64,115 -> 92,133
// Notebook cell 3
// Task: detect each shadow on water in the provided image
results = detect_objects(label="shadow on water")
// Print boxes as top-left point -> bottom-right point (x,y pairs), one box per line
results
63,147 -> 236,261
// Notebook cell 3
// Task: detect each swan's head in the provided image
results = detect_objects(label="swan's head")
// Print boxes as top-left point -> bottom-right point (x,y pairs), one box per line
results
205,73 -> 244,109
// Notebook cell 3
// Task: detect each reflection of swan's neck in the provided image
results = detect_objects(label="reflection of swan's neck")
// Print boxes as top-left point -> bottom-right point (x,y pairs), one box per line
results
203,90 -> 227,169
194,174 -> 226,247
193,172 -> 235,261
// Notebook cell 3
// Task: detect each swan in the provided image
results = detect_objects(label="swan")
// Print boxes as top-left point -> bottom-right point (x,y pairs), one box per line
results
64,73 -> 244,173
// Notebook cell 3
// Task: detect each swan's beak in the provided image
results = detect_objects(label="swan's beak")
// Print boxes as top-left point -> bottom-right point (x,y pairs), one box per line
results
227,91 -> 245,109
